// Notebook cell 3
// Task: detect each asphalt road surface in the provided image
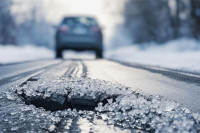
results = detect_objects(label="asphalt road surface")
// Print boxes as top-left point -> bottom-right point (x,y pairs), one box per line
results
0,59 -> 200,132
1,59 -> 200,112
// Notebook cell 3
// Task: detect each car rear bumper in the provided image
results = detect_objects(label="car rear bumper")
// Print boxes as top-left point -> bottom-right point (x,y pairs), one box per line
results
56,34 -> 102,50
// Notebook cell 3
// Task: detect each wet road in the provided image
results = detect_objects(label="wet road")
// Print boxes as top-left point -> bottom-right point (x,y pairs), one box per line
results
85,60 -> 200,113
0,59 -> 200,113
0,59 -> 200,132
0,60 -> 61,86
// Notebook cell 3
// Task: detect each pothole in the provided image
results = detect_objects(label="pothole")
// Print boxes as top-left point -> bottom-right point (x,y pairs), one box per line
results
18,90 -> 118,112
20,93 -> 71,111
7,77 -> 200,132
16,77 -> 119,111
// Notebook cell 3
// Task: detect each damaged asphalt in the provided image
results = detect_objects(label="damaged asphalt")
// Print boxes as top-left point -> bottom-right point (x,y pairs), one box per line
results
0,60 -> 200,132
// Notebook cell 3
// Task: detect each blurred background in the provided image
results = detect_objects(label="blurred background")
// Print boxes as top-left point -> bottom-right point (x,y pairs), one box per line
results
0,0 -> 200,73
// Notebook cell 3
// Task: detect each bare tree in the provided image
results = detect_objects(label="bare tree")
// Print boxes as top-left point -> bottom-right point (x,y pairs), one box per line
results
124,0 -> 172,43
190,0 -> 200,39
0,0 -> 16,44
14,0 -> 54,48
123,0 -> 200,44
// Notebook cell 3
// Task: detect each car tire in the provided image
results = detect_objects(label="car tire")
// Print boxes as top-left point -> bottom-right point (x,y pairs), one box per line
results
55,49 -> 63,58
95,50 -> 103,59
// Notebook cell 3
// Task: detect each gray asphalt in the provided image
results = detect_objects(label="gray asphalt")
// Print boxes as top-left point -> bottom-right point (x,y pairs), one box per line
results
0,59 -> 200,113
85,59 -> 200,113
0,59 -> 200,132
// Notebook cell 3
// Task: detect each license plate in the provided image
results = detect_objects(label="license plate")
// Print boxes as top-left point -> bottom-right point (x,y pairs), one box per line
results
74,28 -> 87,34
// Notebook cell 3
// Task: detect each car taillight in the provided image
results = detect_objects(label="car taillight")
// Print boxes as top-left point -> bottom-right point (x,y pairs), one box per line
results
91,26 -> 100,33
58,25 -> 70,32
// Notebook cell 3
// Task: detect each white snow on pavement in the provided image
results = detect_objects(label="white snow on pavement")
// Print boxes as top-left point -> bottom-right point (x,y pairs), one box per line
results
106,39 -> 200,73
0,45 -> 54,64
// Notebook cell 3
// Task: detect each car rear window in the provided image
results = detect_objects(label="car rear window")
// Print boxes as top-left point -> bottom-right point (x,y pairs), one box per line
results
62,17 -> 97,26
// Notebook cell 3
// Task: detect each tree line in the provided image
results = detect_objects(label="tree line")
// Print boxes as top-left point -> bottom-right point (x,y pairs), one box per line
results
124,0 -> 200,43
0,0 -> 15,44
0,0 -> 54,48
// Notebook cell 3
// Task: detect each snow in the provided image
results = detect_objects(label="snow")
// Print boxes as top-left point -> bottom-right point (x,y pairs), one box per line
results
1,76 -> 200,132
0,45 -> 54,64
0,44 -> 96,64
106,39 -> 200,73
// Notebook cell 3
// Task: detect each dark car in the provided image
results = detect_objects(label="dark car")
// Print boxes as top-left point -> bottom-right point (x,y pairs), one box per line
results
55,16 -> 103,58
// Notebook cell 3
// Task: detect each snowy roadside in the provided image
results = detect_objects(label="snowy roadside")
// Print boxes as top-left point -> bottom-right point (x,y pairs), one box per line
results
0,38 -> 200,74
0,45 -> 54,64
106,39 -> 200,74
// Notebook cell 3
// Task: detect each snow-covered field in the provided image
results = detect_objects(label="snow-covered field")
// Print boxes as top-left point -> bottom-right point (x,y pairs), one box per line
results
0,45 -> 54,64
106,39 -> 200,73
0,45 -> 96,64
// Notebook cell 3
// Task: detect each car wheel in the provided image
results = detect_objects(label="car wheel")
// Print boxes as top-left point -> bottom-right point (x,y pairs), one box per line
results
55,49 -> 63,58
95,50 -> 103,59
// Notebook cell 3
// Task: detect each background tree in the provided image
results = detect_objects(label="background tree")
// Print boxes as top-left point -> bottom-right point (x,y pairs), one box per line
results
0,0 -> 16,44
123,0 -> 200,44
190,0 -> 200,39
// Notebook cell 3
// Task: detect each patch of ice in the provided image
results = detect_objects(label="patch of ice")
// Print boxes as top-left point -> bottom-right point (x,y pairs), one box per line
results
1,77 -> 199,132
48,124 -> 56,132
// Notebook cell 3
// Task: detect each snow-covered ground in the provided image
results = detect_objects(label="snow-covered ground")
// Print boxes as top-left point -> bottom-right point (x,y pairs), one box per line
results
0,45 -> 54,64
106,39 -> 200,73
0,45 -> 97,64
